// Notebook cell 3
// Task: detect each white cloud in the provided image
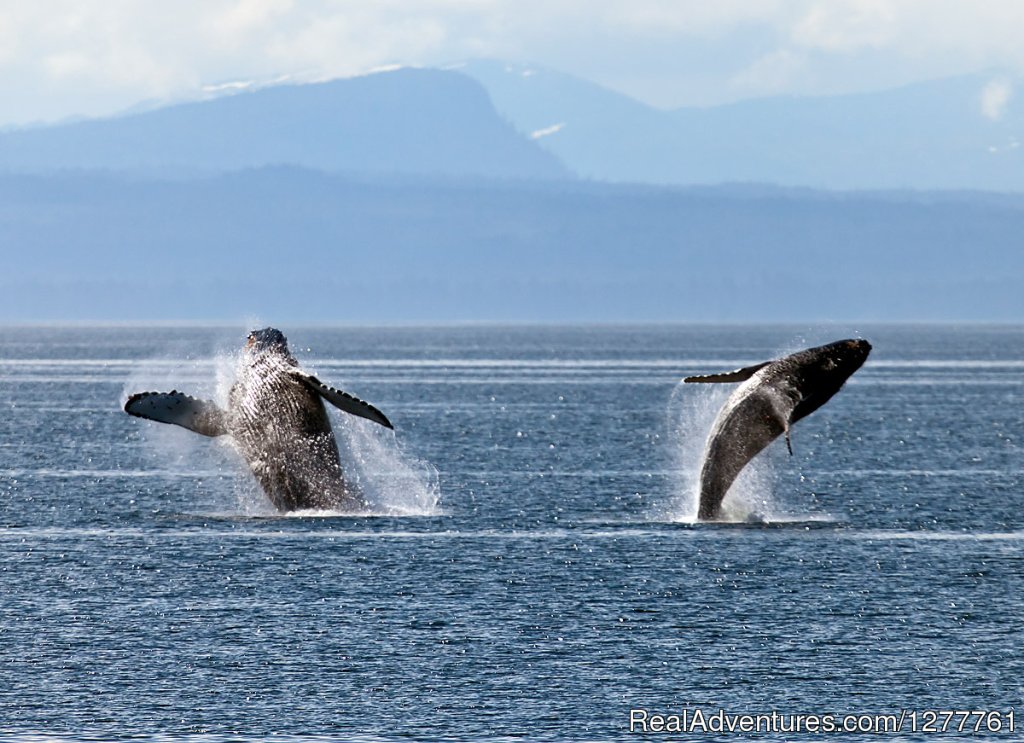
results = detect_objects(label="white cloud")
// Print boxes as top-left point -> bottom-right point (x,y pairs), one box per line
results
731,49 -> 805,95
592,0 -> 789,35
43,51 -> 92,79
2,1 -> 1024,125
980,78 -> 1013,121
792,1 -> 896,52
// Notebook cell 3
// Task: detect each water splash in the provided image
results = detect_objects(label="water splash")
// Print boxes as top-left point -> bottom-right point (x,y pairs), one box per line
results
660,377 -> 783,523
121,332 -> 247,511
334,413 -> 442,516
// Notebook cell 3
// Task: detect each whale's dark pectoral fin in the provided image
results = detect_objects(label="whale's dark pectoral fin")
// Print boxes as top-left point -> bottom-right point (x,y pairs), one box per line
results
124,391 -> 229,437
684,361 -> 770,384
297,373 -> 394,429
785,429 -> 793,456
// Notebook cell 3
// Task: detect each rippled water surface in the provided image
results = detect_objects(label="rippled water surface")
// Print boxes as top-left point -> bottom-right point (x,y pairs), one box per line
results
2,325 -> 1023,741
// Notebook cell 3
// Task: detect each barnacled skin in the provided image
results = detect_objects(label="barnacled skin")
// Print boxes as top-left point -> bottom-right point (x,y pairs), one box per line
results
228,328 -> 363,511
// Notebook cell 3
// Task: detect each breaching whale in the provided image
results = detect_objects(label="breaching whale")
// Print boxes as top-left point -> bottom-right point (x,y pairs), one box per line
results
684,339 -> 871,521
124,328 -> 393,512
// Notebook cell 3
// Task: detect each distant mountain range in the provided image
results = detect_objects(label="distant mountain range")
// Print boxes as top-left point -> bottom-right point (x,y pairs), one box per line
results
0,61 -> 1021,190
2,62 -> 1023,323
0,67 -> 566,180
461,60 -> 1024,191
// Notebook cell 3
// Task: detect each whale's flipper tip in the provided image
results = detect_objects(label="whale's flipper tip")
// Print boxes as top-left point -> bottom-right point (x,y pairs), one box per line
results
124,391 -> 229,437
296,372 -> 394,429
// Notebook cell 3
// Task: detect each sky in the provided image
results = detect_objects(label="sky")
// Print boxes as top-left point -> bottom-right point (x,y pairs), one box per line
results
2,0 -> 1023,127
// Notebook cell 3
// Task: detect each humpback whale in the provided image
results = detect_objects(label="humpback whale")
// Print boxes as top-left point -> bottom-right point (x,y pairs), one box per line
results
684,339 -> 871,521
124,328 -> 393,512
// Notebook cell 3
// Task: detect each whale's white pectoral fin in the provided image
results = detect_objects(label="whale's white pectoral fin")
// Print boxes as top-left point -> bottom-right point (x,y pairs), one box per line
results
684,361 -> 770,384
124,391 -> 228,437
296,372 -> 394,429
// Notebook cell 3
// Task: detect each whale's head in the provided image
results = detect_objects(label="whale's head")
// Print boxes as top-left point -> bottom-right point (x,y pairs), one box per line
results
246,327 -> 290,355
799,338 -> 872,384
833,338 -> 872,369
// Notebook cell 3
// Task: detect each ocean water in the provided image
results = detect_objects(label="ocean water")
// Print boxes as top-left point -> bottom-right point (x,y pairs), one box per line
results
1,324 -> 1023,741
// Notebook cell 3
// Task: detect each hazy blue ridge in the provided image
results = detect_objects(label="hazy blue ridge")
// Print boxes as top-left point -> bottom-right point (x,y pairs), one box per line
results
4,59 -> 1021,190
460,60 -> 1024,190
2,168 -> 1023,323
0,67 -> 568,180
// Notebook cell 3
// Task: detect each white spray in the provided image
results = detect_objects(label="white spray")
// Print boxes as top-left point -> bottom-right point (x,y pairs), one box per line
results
333,413 -> 441,516
121,332 -> 243,513
662,375 -> 785,524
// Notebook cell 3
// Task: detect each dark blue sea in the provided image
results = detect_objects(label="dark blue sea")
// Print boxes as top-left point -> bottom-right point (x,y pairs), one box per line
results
2,325 -> 1023,741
